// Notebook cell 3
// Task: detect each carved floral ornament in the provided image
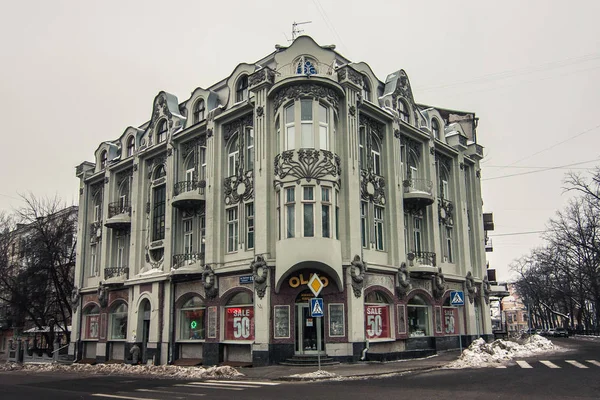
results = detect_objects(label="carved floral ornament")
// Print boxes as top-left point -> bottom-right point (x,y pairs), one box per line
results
350,255 -> 367,298
273,149 -> 341,188
438,199 -> 454,226
391,70 -> 419,126
248,67 -> 276,88
337,66 -> 363,86
272,84 -> 340,113
432,267 -> 446,299
249,255 -> 268,299
359,114 -> 386,205
223,114 -> 254,205
202,265 -> 218,299
396,262 -> 411,299
465,271 -> 476,304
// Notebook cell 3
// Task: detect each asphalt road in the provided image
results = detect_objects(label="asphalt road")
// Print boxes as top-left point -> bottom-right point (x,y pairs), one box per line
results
1,337 -> 599,400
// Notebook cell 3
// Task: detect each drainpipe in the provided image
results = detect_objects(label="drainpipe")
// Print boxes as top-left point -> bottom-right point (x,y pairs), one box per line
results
168,276 -> 175,364
360,339 -> 369,361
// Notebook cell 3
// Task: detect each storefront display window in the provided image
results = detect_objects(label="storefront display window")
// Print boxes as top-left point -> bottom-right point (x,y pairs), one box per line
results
224,292 -> 254,341
274,305 -> 290,339
364,291 -> 391,340
407,295 -> 431,337
179,296 -> 205,340
84,305 -> 100,340
109,303 -> 128,340
328,304 -> 344,337
443,297 -> 458,335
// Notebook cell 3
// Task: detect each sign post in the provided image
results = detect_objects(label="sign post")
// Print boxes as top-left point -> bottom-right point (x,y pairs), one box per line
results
308,274 -> 324,370
450,291 -> 465,355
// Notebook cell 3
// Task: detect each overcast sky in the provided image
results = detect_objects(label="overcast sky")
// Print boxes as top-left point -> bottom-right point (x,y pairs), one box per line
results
1,0 -> 599,281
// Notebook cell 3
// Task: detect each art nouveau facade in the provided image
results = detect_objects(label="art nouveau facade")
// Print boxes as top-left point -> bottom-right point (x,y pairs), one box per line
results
70,36 -> 492,366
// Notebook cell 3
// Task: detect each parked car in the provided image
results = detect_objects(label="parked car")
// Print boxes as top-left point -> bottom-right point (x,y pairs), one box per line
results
547,328 -> 556,337
554,328 -> 569,337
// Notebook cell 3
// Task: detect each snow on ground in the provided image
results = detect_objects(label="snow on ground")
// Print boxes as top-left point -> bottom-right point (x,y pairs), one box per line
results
287,369 -> 339,380
0,362 -> 243,380
445,335 -> 559,369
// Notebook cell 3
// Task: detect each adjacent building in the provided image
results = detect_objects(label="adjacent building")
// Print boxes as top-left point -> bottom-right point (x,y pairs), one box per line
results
70,36 -> 491,366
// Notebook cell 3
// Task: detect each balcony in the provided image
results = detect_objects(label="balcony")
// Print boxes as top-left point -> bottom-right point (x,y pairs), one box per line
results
172,180 -> 206,209
275,60 -> 335,80
407,251 -> 437,273
403,179 -> 434,210
446,133 -> 468,150
104,202 -> 131,229
466,142 -> 484,160
172,252 -> 204,273
104,266 -> 129,283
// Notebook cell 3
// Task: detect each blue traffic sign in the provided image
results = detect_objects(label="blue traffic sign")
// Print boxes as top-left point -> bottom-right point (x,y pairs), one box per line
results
310,298 -> 324,317
450,291 -> 465,306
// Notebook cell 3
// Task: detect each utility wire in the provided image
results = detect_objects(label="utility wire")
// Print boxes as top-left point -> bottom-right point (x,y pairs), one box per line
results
312,0 -> 350,57
488,230 -> 545,237
482,158 -> 600,181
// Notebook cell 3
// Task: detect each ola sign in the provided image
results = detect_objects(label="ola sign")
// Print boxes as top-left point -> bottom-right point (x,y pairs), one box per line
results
288,272 -> 329,289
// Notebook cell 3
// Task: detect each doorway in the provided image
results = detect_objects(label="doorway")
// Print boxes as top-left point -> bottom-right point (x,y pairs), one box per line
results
295,292 -> 324,354
139,299 -> 151,363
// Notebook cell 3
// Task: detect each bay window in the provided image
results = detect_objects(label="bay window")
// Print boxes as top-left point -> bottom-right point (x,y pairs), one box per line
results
321,187 -> 331,238
302,186 -> 314,237
301,100 -> 313,148
282,100 -> 331,151
285,187 -> 295,238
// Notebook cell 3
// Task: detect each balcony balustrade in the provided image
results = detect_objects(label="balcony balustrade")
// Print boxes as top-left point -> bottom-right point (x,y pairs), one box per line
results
105,201 -> 131,229
172,180 -> 206,209
407,250 -> 437,273
172,252 -> 204,270
403,178 -> 435,210
104,266 -> 129,280
275,60 -> 335,80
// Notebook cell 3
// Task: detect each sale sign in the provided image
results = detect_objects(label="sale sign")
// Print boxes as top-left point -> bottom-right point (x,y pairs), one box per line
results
364,305 -> 390,339
443,307 -> 458,335
224,306 -> 255,341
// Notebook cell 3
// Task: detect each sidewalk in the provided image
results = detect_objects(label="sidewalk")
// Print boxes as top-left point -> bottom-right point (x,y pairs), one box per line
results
238,350 -> 460,381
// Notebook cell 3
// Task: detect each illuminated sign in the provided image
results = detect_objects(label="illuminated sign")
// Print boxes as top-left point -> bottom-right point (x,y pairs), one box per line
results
288,273 -> 329,288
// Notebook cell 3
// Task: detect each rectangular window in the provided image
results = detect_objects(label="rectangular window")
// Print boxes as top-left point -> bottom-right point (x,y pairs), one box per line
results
274,305 -> 290,339
404,213 -> 409,253
186,168 -> 194,190
276,191 -> 281,240
410,166 -> 418,181
246,128 -> 254,171
301,100 -> 313,148
319,104 -> 329,151
372,150 -> 381,175
200,215 -> 206,254
413,216 -> 422,253
285,105 -> 295,150
276,118 -> 281,154
152,185 -> 166,241
90,244 -> 97,276
227,207 -> 238,253
321,187 -> 331,238
303,187 -> 314,237
285,187 -> 295,238
361,201 -> 368,248
335,190 -> 340,240
200,147 -> 207,180
374,206 -> 384,251
94,204 -> 101,222
359,127 -> 366,169
328,304 -> 345,337
441,179 -> 449,200
446,226 -> 453,263
246,202 -> 254,250
183,218 -> 193,254
116,237 -> 124,269
228,148 -> 239,177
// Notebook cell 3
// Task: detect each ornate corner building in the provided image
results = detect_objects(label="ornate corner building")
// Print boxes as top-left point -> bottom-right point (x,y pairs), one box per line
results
70,36 -> 491,366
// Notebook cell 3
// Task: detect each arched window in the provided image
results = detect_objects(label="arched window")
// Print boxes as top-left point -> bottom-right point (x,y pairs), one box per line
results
439,167 -> 450,200
154,165 -> 166,179
100,150 -> 107,169
295,56 -> 317,75
408,295 -> 431,337
398,100 -> 410,123
362,76 -> 371,102
118,178 -> 130,212
152,165 -> 166,242
156,120 -> 167,144
371,138 -> 382,176
179,296 -> 205,340
227,135 -> 239,177
83,305 -> 100,340
109,303 -> 128,340
126,136 -> 135,157
224,291 -> 254,340
236,75 -> 248,102
193,99 -> 205,123
432,118 -> 440,140
364,291 -> 392,340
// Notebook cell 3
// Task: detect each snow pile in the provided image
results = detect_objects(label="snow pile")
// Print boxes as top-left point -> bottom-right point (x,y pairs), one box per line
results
445,335 -> 556,369
287,369 -> 339,380
0,362 -> 243,379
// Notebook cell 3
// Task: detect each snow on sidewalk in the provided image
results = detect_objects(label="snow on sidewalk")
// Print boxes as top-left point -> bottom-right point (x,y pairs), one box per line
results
0,362 -> 244,379
445,335 -> 559,369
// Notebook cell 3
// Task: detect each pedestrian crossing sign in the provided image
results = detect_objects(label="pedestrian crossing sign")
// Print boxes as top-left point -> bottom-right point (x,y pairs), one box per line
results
450,291 -> 465,306
310,298 -> 324,317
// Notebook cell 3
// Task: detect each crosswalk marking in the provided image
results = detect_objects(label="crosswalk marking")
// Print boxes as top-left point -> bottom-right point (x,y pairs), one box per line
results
136,389 -> 206,397
204,380 -> 280,386
187,381 -> 259,388
91,394 -> 159,400
516,360 -> 533,368
496,366 -> 507,368
565,360 -> 588,368
175,384 -> 244,391
586,360 -> 600,367
540,361 -> 560,368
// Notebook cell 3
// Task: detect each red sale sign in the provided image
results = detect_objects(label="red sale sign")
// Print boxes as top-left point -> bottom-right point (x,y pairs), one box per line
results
443,307 -> 458,335
364,305 -> 390,339
224,306 -> 255,341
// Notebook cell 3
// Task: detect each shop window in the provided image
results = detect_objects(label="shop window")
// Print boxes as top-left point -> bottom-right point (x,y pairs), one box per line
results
180,296 -> 205,340
364,291 -> 392,340
224,292 -> 254,341
84,305 -> 100,340
109,303 -> 128,340
408,295 -> 431,337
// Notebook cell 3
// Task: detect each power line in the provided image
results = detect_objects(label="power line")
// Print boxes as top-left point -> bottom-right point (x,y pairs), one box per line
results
312,0 -> 350,57
489,230 -> 545,237
485,165 -> 595,170
482,158 -> 600,181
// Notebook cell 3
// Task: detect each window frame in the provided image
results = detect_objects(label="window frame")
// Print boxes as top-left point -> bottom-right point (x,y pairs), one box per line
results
302,186 -> 315,237
235,75 -> 249,103
398,100 -> 410,123
432,118 -> 440,140
321,186 -> 331,238
183,218 -> 194,255
226,207 -> 238,253
285,187 -> 295,239
227,134 -> 240,178
126,136 -> 135,157
374,205 -> 384,251
246,202 -> 254,250
193,99 -> 206,123
360,201 -> 368,248
156,120 -> 167,144
179,296 -> 206,341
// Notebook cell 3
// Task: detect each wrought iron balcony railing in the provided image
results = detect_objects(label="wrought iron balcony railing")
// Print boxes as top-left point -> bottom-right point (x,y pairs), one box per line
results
104,267 -> 129,279
172,252 -> 205,270
173,180 -> 206,196
275,60 -> 335,79
407,251 -> 437,267
107,201 -> 131,218
403,178 -> 433,195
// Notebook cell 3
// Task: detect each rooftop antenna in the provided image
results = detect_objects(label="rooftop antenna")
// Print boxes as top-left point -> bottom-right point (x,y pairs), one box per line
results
291,21 -> 312,41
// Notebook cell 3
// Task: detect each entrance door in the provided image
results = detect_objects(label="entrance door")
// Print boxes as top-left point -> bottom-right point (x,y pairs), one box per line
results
295,303 -> 324,354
